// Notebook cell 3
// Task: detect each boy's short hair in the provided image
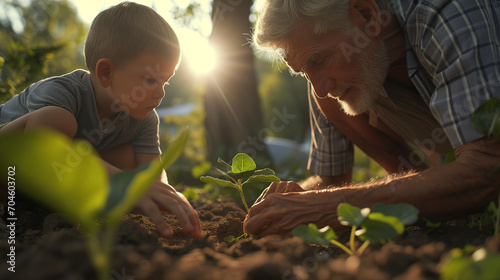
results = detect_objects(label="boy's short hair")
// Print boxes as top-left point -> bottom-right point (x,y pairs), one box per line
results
84,2 -> 180,73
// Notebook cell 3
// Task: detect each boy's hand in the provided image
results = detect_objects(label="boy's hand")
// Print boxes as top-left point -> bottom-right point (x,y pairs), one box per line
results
136,180 -> 202,239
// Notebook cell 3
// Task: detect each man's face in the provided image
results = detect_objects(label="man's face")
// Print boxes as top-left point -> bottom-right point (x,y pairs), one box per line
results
283,24 -> 390,116
109,52 -> 176,119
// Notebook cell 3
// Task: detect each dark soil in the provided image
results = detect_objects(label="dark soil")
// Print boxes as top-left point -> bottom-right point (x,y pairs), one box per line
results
1,197 -> 499,280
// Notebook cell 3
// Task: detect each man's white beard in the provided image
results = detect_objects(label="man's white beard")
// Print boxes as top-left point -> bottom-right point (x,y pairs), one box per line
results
336,38 -> 390,116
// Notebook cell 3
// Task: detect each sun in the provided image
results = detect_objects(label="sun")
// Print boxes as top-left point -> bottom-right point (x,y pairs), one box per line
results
181,34 -> 218,76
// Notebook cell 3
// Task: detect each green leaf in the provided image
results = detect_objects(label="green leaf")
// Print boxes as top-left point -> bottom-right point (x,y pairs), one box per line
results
224,233 -> 248,243
471,97 -> 500,140
357,213 -> 404,244
441,249 -> 475,280
182,187 -> 201,201
0,130 -> 108,234
200,176 -> 236,188
440,248 -> 500,280
253,168 -> 276,176
104,129 -> 190,226
227,170 -> 255,180
224,235 -> 237,243
243,175 -> 281,184
103,162 -> 151,215
231,153 -> 256,173
474,253 -> 500,280
160,128 -> 190,171
292,224 -> 337,246
371,203 -> 419,226
217,157 -> 232,170
191,161 -> 212,178
444,150 -> 455,164
337,203 -> 369,227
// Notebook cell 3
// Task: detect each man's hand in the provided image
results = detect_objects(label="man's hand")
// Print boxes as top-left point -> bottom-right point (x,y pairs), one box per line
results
136,180 -> 202,239
244,189 -> 342,236
254,181 -> 304,204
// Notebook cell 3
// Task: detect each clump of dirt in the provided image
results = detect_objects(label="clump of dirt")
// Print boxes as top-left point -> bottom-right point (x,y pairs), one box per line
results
0,197 -> 498,280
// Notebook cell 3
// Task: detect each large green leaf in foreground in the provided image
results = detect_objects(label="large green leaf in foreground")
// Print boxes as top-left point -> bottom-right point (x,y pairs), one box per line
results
104,128 -> 190,226
0,129 -> 108,233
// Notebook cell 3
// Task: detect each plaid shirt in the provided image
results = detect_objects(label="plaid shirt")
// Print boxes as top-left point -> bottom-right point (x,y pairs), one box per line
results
308,0 -> 500,176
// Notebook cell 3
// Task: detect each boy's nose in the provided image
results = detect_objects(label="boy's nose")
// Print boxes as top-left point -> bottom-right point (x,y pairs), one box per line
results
152,86 -> 165,99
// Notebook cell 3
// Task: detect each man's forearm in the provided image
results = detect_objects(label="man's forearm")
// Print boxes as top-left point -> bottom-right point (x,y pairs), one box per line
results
325,139 -> 500,222
300,172 -> 352,190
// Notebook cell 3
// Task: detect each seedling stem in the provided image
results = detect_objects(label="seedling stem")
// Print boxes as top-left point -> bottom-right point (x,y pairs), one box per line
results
200,153 -> 280,214
237,179 -> 250,212
495,194 -> 500,236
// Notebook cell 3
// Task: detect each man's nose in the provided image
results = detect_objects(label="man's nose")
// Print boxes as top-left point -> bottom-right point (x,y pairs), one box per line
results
306,71 -> 336,98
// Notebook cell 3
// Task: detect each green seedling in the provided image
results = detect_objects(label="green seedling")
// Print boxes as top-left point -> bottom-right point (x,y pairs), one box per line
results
440,246 -> 500,280
224,233 -> 249,243
293,202 -> 418,255
471,97 -> 500,235
471,96 -> 500,141
0,128 -> 189,280
469,201 -> 499,235
422,217 -> 442,234
200,153 -> 280,212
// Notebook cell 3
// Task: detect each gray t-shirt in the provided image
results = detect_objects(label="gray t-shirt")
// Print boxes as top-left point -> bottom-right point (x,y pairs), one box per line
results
0,69 -> 160,154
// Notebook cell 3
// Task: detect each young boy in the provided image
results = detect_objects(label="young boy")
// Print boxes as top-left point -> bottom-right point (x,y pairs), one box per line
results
0,2 -> 201,238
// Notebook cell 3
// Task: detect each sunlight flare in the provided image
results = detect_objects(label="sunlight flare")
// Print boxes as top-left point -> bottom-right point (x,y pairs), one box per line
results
182,35 -> 218,76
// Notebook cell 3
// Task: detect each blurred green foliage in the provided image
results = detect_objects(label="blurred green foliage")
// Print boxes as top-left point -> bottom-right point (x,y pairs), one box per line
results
353,146 -> 386,182
256,57 -> 310,142
0,0 -> 86,103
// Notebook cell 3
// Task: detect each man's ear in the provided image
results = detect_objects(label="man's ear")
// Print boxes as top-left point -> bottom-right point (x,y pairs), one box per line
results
95,58 -> 115,87
349,0 -> 382,37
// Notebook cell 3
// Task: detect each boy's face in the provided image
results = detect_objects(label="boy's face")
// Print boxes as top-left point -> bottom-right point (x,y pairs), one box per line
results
109,52 -> 176,119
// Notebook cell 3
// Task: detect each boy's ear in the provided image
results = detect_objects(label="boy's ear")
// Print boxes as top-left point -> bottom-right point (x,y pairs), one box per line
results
95,58 -> 115,87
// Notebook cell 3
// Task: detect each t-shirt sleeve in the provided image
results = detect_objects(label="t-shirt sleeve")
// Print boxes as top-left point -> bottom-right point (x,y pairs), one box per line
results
132,110 -> 161,154
412,0 -> 500,148
26,79 -> 80,115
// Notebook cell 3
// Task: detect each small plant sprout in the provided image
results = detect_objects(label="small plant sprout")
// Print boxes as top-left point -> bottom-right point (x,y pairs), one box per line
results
470,97 -> 500,235
470,96 -> 500,141
293,203 -> 419,256
200,153 -> 280,212
0,128 -> 190,280
440,246 -> 500,280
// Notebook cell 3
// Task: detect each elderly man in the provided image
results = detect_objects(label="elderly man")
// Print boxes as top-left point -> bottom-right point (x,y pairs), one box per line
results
243,0 -> 500,236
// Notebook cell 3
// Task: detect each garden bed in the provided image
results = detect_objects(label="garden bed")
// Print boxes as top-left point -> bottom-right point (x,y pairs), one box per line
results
1,198 -> 499,280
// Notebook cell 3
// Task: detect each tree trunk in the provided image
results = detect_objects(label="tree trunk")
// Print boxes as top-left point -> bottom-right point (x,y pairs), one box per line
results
204,0 -> 267,161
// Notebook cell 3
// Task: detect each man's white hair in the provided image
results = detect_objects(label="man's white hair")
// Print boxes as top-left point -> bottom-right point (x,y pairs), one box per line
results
253,0 -> 388,59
